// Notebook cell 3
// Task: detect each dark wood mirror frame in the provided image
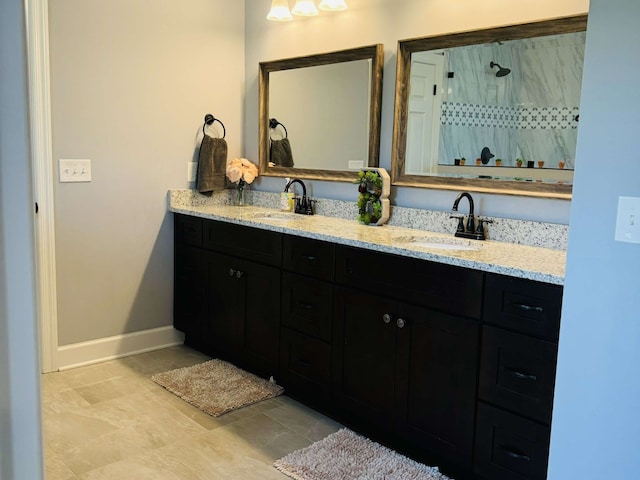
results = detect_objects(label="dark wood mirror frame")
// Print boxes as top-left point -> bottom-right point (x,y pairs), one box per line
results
391,15 -> 588,199
259,44 -> 384,182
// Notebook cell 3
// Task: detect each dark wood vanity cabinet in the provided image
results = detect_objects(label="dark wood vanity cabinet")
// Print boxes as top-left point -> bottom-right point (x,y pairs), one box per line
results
474,274 -> 562,480
333,246 -> 483,474
173,214 -> 204,342
173,214 -> 282,378
173,214 -> 565,480
279,236 -> 335,406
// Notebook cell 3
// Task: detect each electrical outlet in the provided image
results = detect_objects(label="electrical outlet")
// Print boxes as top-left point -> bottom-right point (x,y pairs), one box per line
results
59,159 -> 91,182
187,162 -> 197,182
615,196 -> 640,244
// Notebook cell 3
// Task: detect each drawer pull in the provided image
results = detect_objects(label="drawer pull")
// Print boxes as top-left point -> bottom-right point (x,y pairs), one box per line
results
304,255 -> 317,261
500,446 -> 531,462
297,359 -> 312,368
507,368 -> 538,382
513,302 -> 544,313
300,302 -> 315,311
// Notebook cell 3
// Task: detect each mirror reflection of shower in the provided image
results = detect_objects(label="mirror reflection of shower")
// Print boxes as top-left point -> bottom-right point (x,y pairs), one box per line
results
490,61 -> 511,77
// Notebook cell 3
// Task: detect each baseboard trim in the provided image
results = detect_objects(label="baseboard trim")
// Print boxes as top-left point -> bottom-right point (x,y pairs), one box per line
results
57,326 -> 185,371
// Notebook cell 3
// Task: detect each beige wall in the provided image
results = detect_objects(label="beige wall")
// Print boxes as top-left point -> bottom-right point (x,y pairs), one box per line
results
245,0 -> 589,223
49,0 -> 244,345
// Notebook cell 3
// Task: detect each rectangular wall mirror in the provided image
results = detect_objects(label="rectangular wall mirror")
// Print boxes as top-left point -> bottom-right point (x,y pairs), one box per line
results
391,15 -> 587,198
259,44 -> 384,182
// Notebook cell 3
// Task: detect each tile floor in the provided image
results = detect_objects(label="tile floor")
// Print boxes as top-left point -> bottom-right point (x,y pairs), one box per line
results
41,345 -> 342,480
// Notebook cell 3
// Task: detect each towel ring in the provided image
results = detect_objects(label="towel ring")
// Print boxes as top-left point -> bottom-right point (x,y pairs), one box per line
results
269,118 -> 288,139
203,113 -> 226,139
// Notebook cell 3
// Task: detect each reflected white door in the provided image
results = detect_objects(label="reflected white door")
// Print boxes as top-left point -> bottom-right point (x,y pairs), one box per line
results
406,52 -> 445,175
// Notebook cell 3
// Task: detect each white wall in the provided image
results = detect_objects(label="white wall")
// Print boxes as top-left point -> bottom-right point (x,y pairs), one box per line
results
245,0 -> 588,223
548,0 -> 640,477
48,0 -> 245,345
0,0 -> 44,477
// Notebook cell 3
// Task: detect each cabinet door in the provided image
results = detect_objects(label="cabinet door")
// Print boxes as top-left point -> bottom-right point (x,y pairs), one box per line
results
173,243 -> 204,343
242,258 -> 281,377
203,251 -> 280,377
332,287 -> 397,430
395,303 -> 480,471
204,251 -> 245,363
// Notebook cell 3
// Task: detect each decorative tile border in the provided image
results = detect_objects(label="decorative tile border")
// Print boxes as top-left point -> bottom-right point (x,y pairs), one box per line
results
441,102 -> 579,130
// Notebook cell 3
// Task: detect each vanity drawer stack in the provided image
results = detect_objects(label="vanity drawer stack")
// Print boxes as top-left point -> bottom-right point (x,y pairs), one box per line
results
279,235 -> 335,406
474,274 -> 562,480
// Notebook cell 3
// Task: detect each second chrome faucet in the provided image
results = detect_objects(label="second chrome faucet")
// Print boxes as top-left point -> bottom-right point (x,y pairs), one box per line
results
450,192 -> 492,240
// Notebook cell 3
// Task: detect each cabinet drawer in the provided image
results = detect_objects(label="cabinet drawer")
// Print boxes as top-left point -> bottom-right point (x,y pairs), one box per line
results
479,326 -> 557,424
283,235 -> 335,281
335,245 -> 483,319
474,402 -> 550,480
203,220 -> 282,267
282,273 -> 333,342
484,274 -> 562,341
175,214 -> 202,247
280,327 -> 331,397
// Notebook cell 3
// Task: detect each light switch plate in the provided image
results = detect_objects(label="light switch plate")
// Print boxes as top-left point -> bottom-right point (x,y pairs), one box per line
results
615,196 -> 640,244
59,159 -> 92,182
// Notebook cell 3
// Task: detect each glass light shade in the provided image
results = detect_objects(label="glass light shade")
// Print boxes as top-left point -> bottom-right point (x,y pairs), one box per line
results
292,0 -> 319,16
318,0 -> 347,11
267,0 -> 293,21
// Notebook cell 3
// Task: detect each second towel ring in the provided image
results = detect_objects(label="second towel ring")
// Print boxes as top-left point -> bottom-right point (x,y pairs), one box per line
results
203,113 -> 226,139
269,118 -> 288,139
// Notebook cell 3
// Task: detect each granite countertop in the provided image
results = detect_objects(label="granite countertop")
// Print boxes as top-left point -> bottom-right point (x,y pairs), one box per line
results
170,202 -> 566,286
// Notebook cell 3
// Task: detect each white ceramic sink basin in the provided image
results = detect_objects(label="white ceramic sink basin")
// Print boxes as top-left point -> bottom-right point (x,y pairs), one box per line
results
393,235 -> 483,251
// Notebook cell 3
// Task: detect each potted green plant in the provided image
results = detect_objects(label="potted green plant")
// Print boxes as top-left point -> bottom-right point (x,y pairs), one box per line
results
353,169 -> 390,226
516,158 -> 523,167
495,158 -> 502,166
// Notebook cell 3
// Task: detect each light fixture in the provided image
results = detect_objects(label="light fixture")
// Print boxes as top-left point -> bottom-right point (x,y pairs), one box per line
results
318,0 -> 348,11
267,0 -> 293,21
292,0 -> 319,16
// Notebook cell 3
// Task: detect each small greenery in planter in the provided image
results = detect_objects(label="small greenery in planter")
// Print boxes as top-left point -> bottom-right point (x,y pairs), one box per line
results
354,170 -> 384,225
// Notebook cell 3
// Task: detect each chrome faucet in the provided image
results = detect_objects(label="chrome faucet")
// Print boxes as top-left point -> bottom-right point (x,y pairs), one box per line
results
284,178 -> 314,215
451,192 -> 491,240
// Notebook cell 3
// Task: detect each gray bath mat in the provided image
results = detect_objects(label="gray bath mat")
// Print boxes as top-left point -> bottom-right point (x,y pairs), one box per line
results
151,359 -> 283,417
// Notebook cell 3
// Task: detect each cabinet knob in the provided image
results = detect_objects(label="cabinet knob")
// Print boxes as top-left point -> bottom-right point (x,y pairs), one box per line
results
236,270 -> 243,279
396,318 -> 406,329
382,313 -> 392,324
229,268 -> 236,277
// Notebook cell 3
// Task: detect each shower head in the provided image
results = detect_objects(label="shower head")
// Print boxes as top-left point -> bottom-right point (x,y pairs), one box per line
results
490,61 -> 511,77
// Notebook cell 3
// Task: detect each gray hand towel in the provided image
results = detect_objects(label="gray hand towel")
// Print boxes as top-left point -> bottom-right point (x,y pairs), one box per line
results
196,135 -> 228,195
269,138 -> 294,167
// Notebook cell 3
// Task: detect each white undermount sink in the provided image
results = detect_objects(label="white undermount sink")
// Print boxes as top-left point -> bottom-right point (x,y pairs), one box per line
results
393,235 -> 483,251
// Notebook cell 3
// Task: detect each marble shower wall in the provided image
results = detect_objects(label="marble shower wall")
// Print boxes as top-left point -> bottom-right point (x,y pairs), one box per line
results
440,32 -> 585,168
